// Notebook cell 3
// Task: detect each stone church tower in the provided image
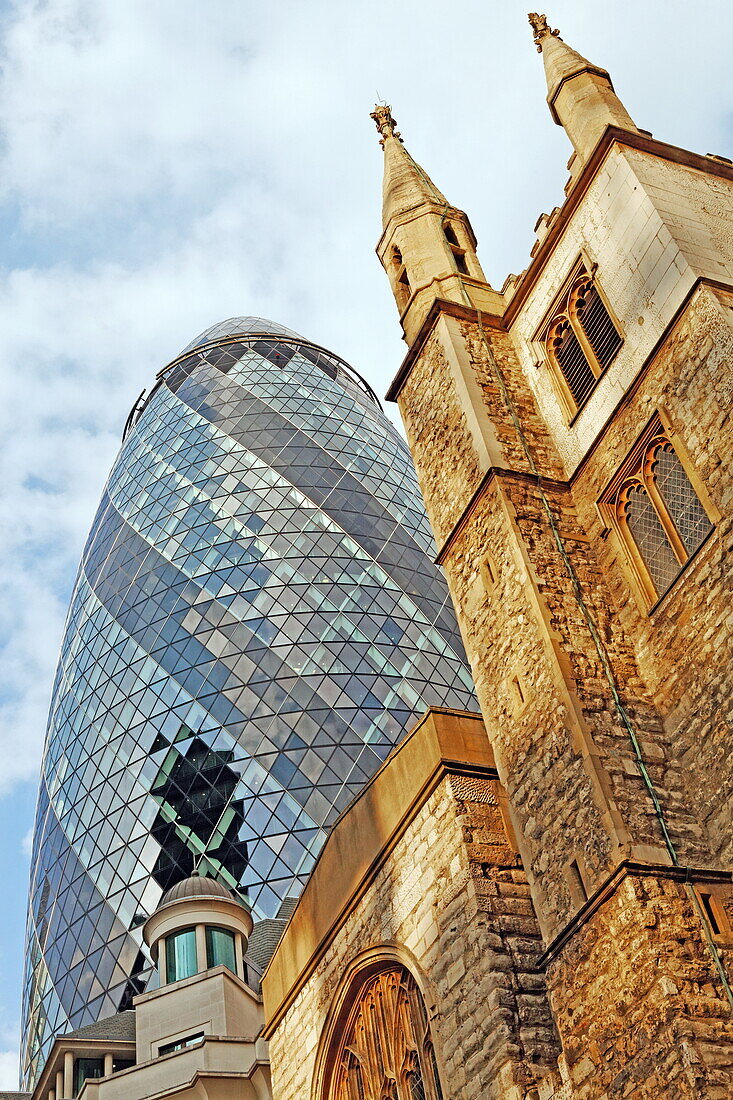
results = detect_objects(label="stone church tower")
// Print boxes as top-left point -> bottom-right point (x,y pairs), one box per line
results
371,12 -> 733,1098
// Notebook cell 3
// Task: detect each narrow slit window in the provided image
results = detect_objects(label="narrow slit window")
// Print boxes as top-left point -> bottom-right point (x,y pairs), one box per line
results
700,893 -> 721,936
392,246 -> 411,310
567,859 -> 589,902
444,223 -> 469,275
480,555 -> 497,592
511,676 -> 525,709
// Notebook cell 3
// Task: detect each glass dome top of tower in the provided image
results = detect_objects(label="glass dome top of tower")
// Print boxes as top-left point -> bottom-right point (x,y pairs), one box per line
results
181,316 -> 304,354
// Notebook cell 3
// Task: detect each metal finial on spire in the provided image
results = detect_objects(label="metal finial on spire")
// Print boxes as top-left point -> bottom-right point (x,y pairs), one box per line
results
528,13 -> 560,52
371,104 -> 402,148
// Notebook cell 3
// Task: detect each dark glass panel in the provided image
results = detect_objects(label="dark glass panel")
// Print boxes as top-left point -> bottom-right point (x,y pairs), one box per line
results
205,926 -> 237,974
165,929 -> 197,984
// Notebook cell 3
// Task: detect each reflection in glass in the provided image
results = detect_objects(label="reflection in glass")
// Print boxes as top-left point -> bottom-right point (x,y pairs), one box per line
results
206,927 -> 237,974
74,1058 -> 105,1093
165,929 -> 198,984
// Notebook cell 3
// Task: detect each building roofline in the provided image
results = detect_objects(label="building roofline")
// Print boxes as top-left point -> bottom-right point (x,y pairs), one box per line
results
385,126 -> 733,404
123,331 -> 382,442
261,707 -> 495,1037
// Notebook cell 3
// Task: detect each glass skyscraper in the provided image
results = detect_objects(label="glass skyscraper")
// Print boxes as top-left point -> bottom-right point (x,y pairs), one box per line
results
21,317 -> 476,1084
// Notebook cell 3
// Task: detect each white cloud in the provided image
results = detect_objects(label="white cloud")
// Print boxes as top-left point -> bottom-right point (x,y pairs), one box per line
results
21,827 -> 34,859
0,1048 -> 19,1090
0,1014 -> 20,1089
0,0 -> 728,797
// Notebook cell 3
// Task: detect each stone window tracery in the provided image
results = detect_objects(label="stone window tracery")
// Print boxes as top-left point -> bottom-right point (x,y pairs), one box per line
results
541,267 -> 622,417
328,967 -> 444,1100
601,419 -> 714,607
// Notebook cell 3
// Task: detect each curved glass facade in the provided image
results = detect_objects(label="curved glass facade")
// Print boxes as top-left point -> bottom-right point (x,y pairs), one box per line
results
21,317 -> 476,1084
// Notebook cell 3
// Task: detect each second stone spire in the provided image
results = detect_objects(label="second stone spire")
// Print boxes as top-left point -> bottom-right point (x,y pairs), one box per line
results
529,12 -> 638,163
371,104 -> 501,344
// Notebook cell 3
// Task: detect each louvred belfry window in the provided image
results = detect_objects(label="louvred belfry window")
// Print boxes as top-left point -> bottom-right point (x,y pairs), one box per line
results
541,267 -> 622,418
327,967 -> 444,1100
601,419 -> 714,607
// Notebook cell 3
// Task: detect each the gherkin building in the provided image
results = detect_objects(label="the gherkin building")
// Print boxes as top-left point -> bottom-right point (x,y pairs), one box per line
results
21,317 -> 477,1084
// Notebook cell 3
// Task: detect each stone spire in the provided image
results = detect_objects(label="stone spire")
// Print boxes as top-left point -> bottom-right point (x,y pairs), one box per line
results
370,104 -> 448,230
371,104 -> 498,344
528,13 -> 638,163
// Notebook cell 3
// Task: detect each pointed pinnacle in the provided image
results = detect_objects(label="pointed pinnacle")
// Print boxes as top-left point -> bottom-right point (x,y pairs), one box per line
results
528,12 -> 561,52
371,103 -> 402,149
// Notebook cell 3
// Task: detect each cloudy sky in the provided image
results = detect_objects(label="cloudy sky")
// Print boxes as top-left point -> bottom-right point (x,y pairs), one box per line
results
0,0 -> 730,1085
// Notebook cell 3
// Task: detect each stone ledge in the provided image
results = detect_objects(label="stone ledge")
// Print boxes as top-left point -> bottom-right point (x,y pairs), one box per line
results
536,860 -> 733,968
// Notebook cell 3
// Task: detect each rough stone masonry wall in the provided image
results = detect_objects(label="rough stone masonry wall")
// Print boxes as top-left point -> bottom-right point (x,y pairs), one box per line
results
459,319 -> 565,483
395,309 -> 733,1096
441,468 -> 708,928
401,318 -> 706,929
398,324 -> 486,545
547,873 -> 733,1099
571,286 -> 733,868
268,773 -> 563,1100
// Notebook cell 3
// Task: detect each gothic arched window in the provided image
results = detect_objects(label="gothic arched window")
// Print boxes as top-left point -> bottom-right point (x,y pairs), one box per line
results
541,266 -> 622,418
327,966 -> 444,1100
605,426 -> 714,606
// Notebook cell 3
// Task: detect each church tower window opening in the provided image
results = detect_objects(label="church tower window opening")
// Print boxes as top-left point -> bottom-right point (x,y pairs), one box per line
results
392,246 -> 412,310
327,966 -> 444,1100
443,223 -> 469,275
601,419 -> 714,607
540,264 -> 622,418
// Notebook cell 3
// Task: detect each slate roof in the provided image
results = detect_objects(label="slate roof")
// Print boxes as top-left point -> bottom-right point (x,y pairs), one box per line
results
246,918 -> 288,974
275,896 -> 299,922
65,1010 -> 136,1043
